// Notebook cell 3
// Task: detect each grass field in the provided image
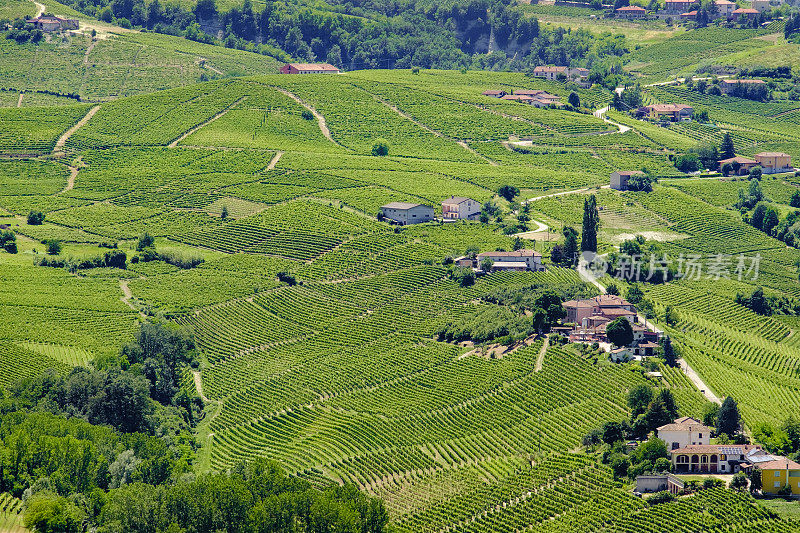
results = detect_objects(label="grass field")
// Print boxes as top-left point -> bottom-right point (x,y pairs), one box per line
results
1,53 -> 800,530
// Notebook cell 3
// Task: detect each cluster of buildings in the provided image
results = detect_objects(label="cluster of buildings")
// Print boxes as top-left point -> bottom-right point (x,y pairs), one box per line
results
634,103 -> 694,122
26,15 -> 78,32
482,89 -> 565,108
280,63 -> 341,74
380,196 -> 481,226
560,294 -> 661,358
653,417 -> 800,495
719,152 -> 793,175
455,249 -> 545,272
617,0 -> 767,21
532,66 -> 591,87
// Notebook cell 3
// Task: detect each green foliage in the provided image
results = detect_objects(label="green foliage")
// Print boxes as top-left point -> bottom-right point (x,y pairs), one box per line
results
646,491 -> 675,505
581,195 -> 599,253
717,396 -> 741,437
45,240 -> 61,256
23,493 -> 86,533
497,185 -> 519,202
371,139 -> 389,157
606,317 -> 633,347
27,210 -> 45,225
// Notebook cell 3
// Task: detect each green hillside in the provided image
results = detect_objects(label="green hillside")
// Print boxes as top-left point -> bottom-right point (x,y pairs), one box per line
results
2,61 -> 800,529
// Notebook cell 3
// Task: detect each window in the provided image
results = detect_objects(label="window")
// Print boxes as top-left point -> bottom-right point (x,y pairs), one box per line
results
698,433 -> 702,438
774,481 -> 781,488
775,471 -> 781,477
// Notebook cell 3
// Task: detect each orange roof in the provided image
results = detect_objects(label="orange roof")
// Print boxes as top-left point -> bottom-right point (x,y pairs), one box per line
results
501,94 -> 533,101
533,66 -> 568,73
671,444 -> 760,454
756,457 -> 800,470
285,63 -> 339,71
733,7 -> 758,12
719,156 -> 757,164
722,78 -> 765,84
646,104 -> 693,112
617,5 -> 646,10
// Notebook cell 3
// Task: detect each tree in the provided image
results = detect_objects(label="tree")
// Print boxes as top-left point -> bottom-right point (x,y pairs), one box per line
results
749,166 -> 762,181
717,396 -> 741,437
626,284 -> 644,304
606,283 -> 620,296
581,195 -> 599,252
568,91 -> 580,108
562,226 -> 578,266
748,466 -> 762,493
371,139 -> 389,156
720,132 -> 735,159
550,244 -> 563,265
326,44 -> 343,69
137,232 -> 154,252
791,190 -> 800,208
103,250 -> 127,269
730,471 -> 748,491
27,210 -> 45,225
627,385 -> 654,417
497,185 -> 519,202
661,335 -> 676,367
627,173 -> 653,192
751,202 -> 768,230
221,205 -> 229,219
763,207 -> 779,235
24,493 -> 86,533
610,455 -> 629,479
702,402 -> 719,428
606,317 -> 633,347
674,153 -> 701,173
721,163 -> 733,177
654,389 -> 678,420
601,421 -> 624,444
479,258 -> 494,272
46,240 -> 61,255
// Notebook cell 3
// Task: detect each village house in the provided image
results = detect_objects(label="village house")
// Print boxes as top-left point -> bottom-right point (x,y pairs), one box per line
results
752,0 -> 771,13
758,456 -> 800,495
754,152 -> 792,174
531,93 -> 564,108
442,197 -> 481,220
482,90 -> 507,98
680,10 -> 698,20
500,94 -> 534,103
280,63 -> 340,74
453,256 -> 475,268
671,443 -> 763,473
26,15 -> 78,31
656,417 -> 712,450
616,5 -> 647,18
532,66 -> 590,87
475,249 -> 544,272
719,155 -> 759,175
664,0 -> 693,14
731,7 -> 759,20
562,294 -> 637,325
379,202 -> 434,225
636,103 -> 694,122
610,170 -> 645,191
714,0 -> 736,18
719,78 -> 766,95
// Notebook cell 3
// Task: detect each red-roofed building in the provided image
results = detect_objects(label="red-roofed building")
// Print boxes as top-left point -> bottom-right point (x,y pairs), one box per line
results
714,0 -> 736,17
671,444 -> 763,473
616,5 -> 647,18
719,155 -> 759,175
280,63 -> 340,74
680,10 -> 697,20
26,15 -> 78,31
719,78 -> 766,95
732,7 -> 759,20
482,90 -> 507,98
657,417 -> 712,450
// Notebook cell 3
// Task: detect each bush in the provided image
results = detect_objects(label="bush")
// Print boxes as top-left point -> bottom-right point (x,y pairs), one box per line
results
4,241 -> 17,254
371,139 -> 389,156
159,250 -> 204,269
103,250 -> 127,269
27,210 -> 45,225
646,491 -> 675,505
137,232 -> 155,252
301,109 -> 314,120
277,271 -> 297,286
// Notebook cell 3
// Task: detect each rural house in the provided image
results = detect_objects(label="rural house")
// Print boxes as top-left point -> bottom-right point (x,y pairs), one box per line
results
758,456 -> 800,495
532,66 -> 590,87
636,103 -> 693,121
680,10 -> 697,20
482,90 -> 507,98
719,155 -> 759,175
26,15 -> 78,31
752,0 -> 771,13
442,197 -> 481,220
616,5 -> 647,18
671,444 -> 763,473
280,63 -> 340,74
755,152 -> 792,174
610,170 -> 645,190
657,417 -> 712,450
500,94 -> 534,103
379,202 -> 434,225
664,0 -> 693,14
731,7 -> 759,20
714,0 -> 736,17
720,79 -> 766,95
475,250 -> 543,271
562,294 -> 637,325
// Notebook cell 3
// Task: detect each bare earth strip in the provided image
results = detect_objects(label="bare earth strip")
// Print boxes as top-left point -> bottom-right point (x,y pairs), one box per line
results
16,92 -> 23,108
273,87 -> 340,146
53,105 -> 100,155
33,1 -> 45,17
193,370 -> 210,403
535,334 -> 549,372
168,96 -> 246,148
266,151 -> 283,170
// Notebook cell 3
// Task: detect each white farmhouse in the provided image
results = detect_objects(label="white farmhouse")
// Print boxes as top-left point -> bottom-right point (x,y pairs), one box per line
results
657,417 -> 712,451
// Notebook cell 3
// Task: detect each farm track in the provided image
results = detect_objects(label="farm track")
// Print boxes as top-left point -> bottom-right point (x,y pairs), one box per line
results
535,335 -> 549,372
593,106 -> 631,134
273,87 -> 340,146
33,0 -> 45,17
53,105 -> 100,155
119,280 -> 147,319
266,151 -> 283,170
16,93 -> 23,108
168,96 -> 246,148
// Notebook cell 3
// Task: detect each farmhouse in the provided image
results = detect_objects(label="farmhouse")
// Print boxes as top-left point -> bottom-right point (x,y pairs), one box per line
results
731,7 -> 759,20
531,93 -> 564,107
714,0 -> 736,17
657,417 -> 712,450
671,444 -> 763,473
680,10 -> 697,20
719,155 -> 759,175
758,456 -> 800,495
752,0 -> 771,13
610,170 -> 645,191
562,294 -> 637,324
663,0 -> 692,14
754,152 -> 792,174
514,89 -> 546,97
379,202 -> 434,225
442,196 -> 481,220
500,94 -> 534,103
482,90 -> 507,98
532,66 -> 590,87
475,250 -> 544,271
616,5 -> 647,18
719,78 -> 766,95
26,15 -> 78,31
637,103 -> 693,121
280,63 -> 340,74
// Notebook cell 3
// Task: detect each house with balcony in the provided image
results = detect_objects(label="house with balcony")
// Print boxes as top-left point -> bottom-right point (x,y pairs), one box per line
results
755,152 -> 792,174
442,197 -> 481,220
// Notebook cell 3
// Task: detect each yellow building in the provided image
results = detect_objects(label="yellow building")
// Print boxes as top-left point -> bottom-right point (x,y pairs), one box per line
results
759,457 -> 800,495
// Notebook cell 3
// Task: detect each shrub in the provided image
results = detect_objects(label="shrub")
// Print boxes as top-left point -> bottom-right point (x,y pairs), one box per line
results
45,240 -> 61,255
371,139 -> 389,156
301,109 -> 314,120
4,241 -> 17,254
277,271 -> 297,286
103,250 -> 127,269
137,232 -> 155,252
646,491 -> 675,505
159,250 -> 204,269
221,206 -> 229,219
27,210 -> 45,225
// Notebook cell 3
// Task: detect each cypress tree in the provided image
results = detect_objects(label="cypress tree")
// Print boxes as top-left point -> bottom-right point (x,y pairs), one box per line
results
581,195 -> 599,252
717,396 -> 740,437
720,132 -> 735,159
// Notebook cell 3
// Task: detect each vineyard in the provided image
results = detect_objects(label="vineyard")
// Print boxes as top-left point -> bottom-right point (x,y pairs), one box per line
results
1,55 -> 800,530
